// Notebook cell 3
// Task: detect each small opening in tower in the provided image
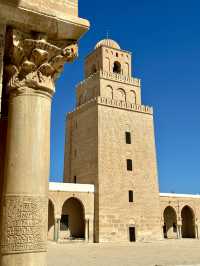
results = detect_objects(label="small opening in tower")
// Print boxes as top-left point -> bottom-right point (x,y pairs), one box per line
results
113,61 -> 121,74
129,190 -> 134,202
129,227 -> 136,242
91,64 -> 97,75
125,132 -> 131,144
127,159 -> 133,171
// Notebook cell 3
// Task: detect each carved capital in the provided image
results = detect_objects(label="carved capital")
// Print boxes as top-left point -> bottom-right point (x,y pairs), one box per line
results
4,29 -> 78,96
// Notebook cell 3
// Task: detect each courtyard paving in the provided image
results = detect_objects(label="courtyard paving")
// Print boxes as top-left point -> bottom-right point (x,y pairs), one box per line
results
48,239 -> 200,266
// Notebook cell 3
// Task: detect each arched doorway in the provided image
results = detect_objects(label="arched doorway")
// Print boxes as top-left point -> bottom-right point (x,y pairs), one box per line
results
163,206 -> 177,239
61,197 -> 85,240
181,205 -> 196,238
48,199 -> 55,240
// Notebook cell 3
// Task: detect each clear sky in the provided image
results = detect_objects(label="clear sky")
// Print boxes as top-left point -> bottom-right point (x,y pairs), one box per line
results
50,0 -> 200,194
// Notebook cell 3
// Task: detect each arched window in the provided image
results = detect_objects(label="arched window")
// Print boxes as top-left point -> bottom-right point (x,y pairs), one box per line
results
103,85 -> 113,99
113,61 -> 121,74
130,90 -> 136,104
117,88 -> 126,101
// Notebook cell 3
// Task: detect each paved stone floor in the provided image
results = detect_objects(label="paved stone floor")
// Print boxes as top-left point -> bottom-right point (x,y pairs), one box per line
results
48,239 -> 200,266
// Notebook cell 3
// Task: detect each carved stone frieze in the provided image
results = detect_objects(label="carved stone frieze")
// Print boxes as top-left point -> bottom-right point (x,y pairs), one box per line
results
1,195 -> 48,254
4,29 -> 78,95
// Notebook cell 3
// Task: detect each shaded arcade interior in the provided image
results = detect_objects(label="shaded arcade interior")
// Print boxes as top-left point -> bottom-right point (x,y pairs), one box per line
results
163,204 -> 196,239
60,197 -> 85,239
181,205 -> 196,238
47,184 -> 95,243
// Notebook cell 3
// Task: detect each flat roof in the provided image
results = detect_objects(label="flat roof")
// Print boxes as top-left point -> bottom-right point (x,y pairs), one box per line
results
160,193 -> 200,199
49,182 -> 94,193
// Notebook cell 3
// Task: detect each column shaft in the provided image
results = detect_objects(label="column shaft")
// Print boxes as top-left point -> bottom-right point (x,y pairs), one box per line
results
195,224 -> 198,239
1,89 -> 51,266
0,23 -> 5,110
53,220 -> 57,241
0,28 -> 78,266
57,219 -> 61,241
85,219 -> 89,242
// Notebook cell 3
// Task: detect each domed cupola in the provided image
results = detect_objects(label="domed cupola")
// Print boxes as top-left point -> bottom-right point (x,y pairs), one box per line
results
95,39 -> 121,50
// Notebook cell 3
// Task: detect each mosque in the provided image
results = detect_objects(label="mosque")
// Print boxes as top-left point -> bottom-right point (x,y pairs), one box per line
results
48,39 -> 200,243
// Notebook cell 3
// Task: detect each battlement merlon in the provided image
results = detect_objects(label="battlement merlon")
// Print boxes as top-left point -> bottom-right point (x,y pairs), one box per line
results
76,71 -> 141,89
67,97 -> 153,118
0,0 -> 90,41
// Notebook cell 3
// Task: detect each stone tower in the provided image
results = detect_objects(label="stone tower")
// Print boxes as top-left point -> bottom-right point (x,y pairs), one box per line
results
64,39 -> 162,242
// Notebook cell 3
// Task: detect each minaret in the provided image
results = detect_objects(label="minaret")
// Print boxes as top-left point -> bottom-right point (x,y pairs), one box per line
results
64,39 -> 162,242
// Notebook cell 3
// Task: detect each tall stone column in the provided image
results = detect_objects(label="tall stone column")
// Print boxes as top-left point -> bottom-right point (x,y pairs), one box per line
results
85,218 -> 89,242
54,216 -> 61,242
0,28 -> 77,266
57,218 -> 61,241
177,223 -> 182,239
0,22 -> 6,259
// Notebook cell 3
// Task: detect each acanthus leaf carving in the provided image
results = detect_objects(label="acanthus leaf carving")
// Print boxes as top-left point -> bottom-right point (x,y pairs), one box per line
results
4,29 -> 78,95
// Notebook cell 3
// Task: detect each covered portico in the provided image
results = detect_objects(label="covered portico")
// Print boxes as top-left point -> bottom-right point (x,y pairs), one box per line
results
48,182 -> 94,243
160,193 -> 200,240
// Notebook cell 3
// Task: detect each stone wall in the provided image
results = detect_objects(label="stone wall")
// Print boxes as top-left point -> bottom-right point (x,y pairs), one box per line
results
64,102 -> 99,185
76,72 -> 141,107
64,97 -> 162,242
0,0 -> 78,18
97,103 -> 162,242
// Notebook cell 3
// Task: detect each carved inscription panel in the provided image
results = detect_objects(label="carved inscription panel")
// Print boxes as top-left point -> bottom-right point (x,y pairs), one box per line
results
1,195 -> 48,254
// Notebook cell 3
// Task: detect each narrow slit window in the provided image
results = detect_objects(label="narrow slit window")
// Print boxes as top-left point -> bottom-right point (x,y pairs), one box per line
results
129,190 -> 134,202
127,159 -> 133,171
129,227 -> 136,242
125,132 -> 131,144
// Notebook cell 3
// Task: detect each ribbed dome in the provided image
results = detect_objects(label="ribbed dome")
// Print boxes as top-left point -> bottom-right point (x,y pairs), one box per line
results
95,39 -> 121,50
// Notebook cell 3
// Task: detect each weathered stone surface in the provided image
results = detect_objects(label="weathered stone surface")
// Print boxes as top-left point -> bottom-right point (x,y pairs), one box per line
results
1,0 -> 78,18
0,0 -> 89,264
64,39 -> 162,242
1,195 -> 47,254
0,0 -> 89,41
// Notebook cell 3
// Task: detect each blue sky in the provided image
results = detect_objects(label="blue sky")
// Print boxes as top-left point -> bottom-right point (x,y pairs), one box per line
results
50,0 -> 200,194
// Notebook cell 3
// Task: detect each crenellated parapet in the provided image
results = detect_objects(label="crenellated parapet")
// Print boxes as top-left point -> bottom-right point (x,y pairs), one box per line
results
97,96 -> 152,114
77,70 -> 140,88
71,96 -> 153,115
